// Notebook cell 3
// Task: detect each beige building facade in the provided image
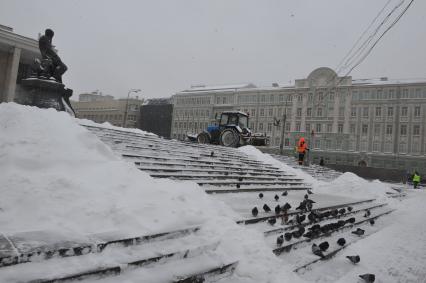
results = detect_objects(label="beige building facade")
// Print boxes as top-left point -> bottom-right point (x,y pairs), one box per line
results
71,93 -> 144,128
0,24 -> 39,103
171,67 -> 426,173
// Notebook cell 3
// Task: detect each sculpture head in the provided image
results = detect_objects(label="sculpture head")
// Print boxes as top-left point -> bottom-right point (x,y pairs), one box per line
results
45,29 -> 54,39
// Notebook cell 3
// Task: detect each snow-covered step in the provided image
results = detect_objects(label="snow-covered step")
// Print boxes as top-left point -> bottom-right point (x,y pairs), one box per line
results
272,209 -> 395,256
148,172 -> 302,182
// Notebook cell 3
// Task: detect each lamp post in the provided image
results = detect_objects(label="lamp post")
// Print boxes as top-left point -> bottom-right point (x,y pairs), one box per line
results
122,89 -> 141,128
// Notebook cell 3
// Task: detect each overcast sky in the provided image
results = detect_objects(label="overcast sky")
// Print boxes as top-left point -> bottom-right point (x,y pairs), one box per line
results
1,0 -> 425,99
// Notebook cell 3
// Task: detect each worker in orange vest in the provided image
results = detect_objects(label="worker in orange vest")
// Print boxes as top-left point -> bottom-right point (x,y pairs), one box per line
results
297,137 -> 309,165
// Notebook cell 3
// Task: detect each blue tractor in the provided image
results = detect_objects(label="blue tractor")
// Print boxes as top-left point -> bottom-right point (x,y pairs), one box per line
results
188,111 -> 268,147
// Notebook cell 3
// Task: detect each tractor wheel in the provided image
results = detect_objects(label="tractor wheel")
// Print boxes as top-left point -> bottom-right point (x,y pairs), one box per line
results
197,132 -> 210,144
219,128 -> 240,147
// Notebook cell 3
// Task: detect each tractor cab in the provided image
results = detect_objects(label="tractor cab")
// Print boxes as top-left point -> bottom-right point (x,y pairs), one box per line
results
196,111 -> 251,147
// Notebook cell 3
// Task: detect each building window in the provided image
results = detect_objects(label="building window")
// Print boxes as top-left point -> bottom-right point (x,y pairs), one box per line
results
260,109 -> 265,117
363,107 -> 369,117
386,125 -> 393,135
350,124 -> 356,134
385,142 -> 392,153
400,125 -> 407,136
268,108 -> 273,117
399,143 -> 407,154
387,107 -> 393,117
351,107 -> 357,117
251,109 -> 256,117
338,124 -> 343,133
373,142 -> 379,152
308,94 -> 313,101
360,140 -> 368,152
362,124 -> 368,135
285,123 -> 290,131
375,107 -> 381,117
414,106 -> 421,117
327,124 -> 332,133
284,138 -> 290,146
297,108 -> 302,117
402,89 -> 408,98
325,139 -> 332,149
374,124 -> 380,136
317,108 -> 323,117
307,108 -> 312,117
298,94 -> 303,102
316,123 -> 322,133
295,122 -> 301,132
306,123 -> 311,133
267,123 -> 272,132
413,125 -> 420,136
315,139 -> 321,149
259,123 -> 264,131
339,107 -> 345,117
401,107 -> 408,117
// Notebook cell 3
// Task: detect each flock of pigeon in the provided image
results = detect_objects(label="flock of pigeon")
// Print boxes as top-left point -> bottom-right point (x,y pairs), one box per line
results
250,190 -> 377,283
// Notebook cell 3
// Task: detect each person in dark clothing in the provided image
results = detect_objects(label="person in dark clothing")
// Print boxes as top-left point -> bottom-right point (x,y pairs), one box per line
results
38,29 -> 67,83
319,157 -> 325,166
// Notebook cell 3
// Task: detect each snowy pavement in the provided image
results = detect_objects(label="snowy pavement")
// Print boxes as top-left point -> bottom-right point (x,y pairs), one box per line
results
1,103 -> 425,283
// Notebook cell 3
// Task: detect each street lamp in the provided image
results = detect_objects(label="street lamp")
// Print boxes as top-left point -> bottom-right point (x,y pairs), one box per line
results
122,89 -> 141,128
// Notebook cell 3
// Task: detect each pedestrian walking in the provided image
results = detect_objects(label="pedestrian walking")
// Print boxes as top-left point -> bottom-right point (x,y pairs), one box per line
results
412,171 -> 421,189
297,137 -> 309,165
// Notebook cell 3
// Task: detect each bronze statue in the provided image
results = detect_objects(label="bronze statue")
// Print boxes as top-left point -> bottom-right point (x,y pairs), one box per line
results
35,29 -> 68,83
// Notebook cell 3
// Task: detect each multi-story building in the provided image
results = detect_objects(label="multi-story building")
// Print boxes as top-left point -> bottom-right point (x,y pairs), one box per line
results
171,67 -> 426,173
0,24 -> 39,103
71,93 -> 144,128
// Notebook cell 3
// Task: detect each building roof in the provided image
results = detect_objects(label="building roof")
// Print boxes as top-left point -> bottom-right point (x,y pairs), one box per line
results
352,78 -> 426,86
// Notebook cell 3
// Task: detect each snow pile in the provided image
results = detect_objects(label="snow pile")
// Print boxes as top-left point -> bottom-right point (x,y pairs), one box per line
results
316,172 -> 394,201
0,103 -> 303,282
239,146 -> 394,201
78,118 -> 156,136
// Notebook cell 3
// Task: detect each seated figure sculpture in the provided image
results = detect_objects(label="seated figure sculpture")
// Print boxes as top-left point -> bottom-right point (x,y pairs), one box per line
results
34,29 -> 68,83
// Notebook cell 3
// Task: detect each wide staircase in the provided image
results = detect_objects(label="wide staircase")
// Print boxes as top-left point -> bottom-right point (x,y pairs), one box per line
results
0,124 -> 398,282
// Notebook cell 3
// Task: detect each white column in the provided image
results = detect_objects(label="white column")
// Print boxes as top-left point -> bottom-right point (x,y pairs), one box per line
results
4,47 -> 21,102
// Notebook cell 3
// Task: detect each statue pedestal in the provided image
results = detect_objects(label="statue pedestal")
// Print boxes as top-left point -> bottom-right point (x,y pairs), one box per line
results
16,78 -> 75,116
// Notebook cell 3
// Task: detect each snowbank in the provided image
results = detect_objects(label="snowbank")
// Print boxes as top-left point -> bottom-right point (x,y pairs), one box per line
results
0,103 -> 303,282
78,117 -> 156,136
316,172 -> 394,202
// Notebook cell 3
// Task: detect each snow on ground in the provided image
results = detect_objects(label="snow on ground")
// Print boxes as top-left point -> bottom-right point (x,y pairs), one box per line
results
1,103 -> 425,283
0,103 -> 302,282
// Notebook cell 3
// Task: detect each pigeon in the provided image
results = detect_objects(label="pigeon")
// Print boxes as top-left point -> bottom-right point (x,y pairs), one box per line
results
346,217 -> 356,224
339,208 -> 346,215
236,183 -> 240,189
282,202 -> 291,211
352,228 -> 365,236
369,219 -> 375,225
303,231 -> 313,238
337,238 -> 346,246
276,235 -> 284,246
337,220 -> 346,227
364,209 -> 371,217
275,205 -> 281,214
284,232 -> 292,241
311,243 -> 324,257
259,193 -> 264,199
296,214 -> 306,224
274,194 -> 279,201
281,191 -> 288,196
304,194 -> 309,199
308,212 -> 317,222
346,255 -> 360,264
307,189 -> 313,195
292,230 -> 303,238
359,273 -> 375,282
251,207 -> 258,217
296,201 -> 306,211
263,204 -> 271,212
347,206 -> 353,212
331,209 -> 339,217
210,151 -> 215,157
318,241 -> 329,252
268,218 -> 276,225
238,177 -> 243,182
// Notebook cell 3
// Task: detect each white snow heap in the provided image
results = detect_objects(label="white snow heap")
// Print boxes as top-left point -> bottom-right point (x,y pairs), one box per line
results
0,103 -> 303,283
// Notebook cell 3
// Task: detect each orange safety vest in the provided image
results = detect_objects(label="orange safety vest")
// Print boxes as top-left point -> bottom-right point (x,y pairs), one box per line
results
297,138 -> 307,153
